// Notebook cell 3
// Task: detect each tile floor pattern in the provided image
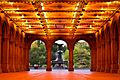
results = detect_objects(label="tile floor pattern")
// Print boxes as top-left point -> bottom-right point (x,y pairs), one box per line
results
0,70 -> 120,80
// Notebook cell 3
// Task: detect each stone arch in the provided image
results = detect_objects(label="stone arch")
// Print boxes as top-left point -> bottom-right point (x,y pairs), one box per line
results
110,17 -> 119,73
9,24 -> 15,72
73,39 -> 91,69
29,39 -> 47,69
104,23 -> 111,72
100,28 -> 105,72
73,35 -> 96,71
1,20 -> 10,72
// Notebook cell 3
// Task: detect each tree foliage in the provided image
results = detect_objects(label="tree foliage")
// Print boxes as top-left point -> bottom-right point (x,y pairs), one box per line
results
29,40 -> 46,67
63,41 -> 91,69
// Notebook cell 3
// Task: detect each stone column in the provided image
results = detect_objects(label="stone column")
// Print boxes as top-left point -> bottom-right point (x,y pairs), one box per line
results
96,33 -> 100,71
91,47 -> 97,71
26,47 -> 30,71
23,46 -> 26,71
46,41 -> 52,71
107,38 -> 111,72
105,29 -> 111,72
97,34 -> 102,72
15,41 -> 19,71
101,37 -> 105,72
118,23 -> 120,73
0,30 -> 2,72
111,36 -> 118,73
9,39 -> 14,72
105,34 -> 108,72
68,41 -> 74,71
19,43 -> 22,71
1,36 -> 9,72
23,38 -> 29,71
12,40 -> 15,72
21,36 -> 24,71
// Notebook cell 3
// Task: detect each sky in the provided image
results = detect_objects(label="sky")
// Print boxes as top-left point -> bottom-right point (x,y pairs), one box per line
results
55,40 -> 86,46
55,40 -> 67,45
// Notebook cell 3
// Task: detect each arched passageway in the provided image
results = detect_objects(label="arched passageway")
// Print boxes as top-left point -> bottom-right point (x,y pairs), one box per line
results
0,1 -> 120,74
29,40 -> 46,70
73,40 -> 91,70
51,40 -> 68,69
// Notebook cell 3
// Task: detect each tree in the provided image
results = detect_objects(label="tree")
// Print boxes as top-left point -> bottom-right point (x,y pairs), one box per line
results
63,41 -> 91,69
29,40 -> 46,67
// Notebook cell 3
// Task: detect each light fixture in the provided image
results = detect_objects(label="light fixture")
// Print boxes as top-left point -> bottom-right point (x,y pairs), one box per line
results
79,18 -> 81,20
85,3 -> 88,5
108,18 -> 111,21
35,8 -> 38,11
82,8 -> 85,11
32,2 -> 35,5
90,25 -> 92,28
116,11 -> 119,13
10,19 -> 12,21
37,13 -> 40,16
21,30 -> 24,32
22,15 -> 24,18
80,14 -> 83,16
1,11 -> 4,13
29,25 -> 31,28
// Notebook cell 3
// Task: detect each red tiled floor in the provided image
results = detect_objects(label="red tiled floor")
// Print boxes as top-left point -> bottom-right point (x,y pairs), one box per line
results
0,70 -> 120,80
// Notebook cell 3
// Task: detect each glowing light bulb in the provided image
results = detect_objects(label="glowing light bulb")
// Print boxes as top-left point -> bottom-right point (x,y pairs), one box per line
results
41,3 -> 44,6
22,15 -> 24,18
29,25 -> 31,28
90,25 -> 92,28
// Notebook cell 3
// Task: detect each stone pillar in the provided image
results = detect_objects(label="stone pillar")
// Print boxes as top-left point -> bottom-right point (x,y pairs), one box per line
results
46,41 -> 52,71
101,34 -> 105,72
15,41 -> 19,71
12,40 -> 15,72
1,36 -> 9,72
96,33 -> 100,71
25,47 -> 29,71
91,47 -> 97,71
68,41 -> 74,71
19,42 -> 22,71
23,46 -> 26,71
26,47 -> 30,71
118,21 -> 120,73
0,29 -> 2,72
23,38 -> 29,71
96,34 -> 101,72
9,39 -> 14,72
105,28 -> 111,72
21,35 -> 24,71
111,36 -> 119,73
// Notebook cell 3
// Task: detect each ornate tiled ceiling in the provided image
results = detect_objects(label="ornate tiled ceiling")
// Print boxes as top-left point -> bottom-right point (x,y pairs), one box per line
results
0,0 -> 120,36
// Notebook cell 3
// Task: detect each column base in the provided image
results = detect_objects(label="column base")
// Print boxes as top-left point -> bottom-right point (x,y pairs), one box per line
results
111,69 -> 118,73
46,68 -> 52,71
2,64 -> 9,73
96,66 -> 101,72
100,67 -> 105,72
0,64 -> 2,73
118,69 -> 120,73
68,68 -> 74,71
105,65 -> 111,73
26,68 -> 30,71
90,67 -> 96,71
111,64 -> 118,73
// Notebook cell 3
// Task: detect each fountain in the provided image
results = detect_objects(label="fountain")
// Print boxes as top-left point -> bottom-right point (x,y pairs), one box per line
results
52,44 -> 68,69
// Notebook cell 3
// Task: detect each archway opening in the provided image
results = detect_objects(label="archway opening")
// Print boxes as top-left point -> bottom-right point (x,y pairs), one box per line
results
29,40 -> 46,70
51,40 -> 69,70
73,40 -> 91,70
